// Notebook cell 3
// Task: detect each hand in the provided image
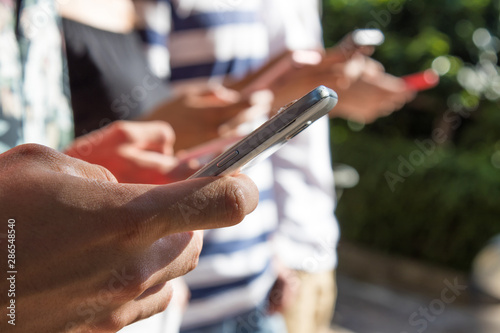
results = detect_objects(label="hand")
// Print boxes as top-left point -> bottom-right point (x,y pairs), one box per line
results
265,49 -> 343,109
270,52 -> 414,123
167,135 -> 244,180
268,264 -> 299,314
331,65 -> 414,123
0,144 -> 258,333
142,87 -> 272,151
65,120 -> 178,184
227,50 -> 325,111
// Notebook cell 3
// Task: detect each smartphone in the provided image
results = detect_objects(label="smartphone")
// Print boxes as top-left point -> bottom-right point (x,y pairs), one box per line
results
189,86 -> 338,178
402,69 -> 439,91
329,29 -> 385,60
176,136 -> 244,165
350,29 -> 385,47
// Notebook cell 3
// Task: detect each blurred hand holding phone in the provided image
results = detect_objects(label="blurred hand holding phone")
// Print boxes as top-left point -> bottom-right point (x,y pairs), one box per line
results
228,29 -> 405,114
169,29 -> 433,179
226,29 -> 383,104
142,84 -> 274,152
181,86 -> 338,178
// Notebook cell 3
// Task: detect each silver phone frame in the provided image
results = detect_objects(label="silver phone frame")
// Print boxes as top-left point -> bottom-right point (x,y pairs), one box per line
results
189,85 -> 338,178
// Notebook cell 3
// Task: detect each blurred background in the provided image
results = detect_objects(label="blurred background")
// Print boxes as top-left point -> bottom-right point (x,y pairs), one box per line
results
321,0 -> 500,332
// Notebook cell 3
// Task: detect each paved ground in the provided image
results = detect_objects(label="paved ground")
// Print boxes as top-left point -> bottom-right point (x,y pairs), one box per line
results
332,274 -> 500,333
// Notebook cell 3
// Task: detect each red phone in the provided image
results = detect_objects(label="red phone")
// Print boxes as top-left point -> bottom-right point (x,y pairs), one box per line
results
402,69 -> 439,91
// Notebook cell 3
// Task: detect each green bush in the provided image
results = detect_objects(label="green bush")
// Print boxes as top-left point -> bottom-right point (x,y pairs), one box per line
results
331,113 -> 500,271
323,0 -> 500,271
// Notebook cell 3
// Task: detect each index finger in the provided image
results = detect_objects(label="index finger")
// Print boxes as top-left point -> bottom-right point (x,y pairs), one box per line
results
111,120 -> 176,155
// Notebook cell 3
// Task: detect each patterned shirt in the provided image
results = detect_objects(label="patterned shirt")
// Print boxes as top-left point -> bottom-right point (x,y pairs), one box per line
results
0,0 -> 73,153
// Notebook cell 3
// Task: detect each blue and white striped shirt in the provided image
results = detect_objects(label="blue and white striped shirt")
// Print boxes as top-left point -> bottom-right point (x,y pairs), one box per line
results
131,1 -> 340,331
134,0 -> 279,330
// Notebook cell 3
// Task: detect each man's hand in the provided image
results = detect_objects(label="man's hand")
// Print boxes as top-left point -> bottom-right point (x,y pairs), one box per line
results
268,264 -> 299,314
331,66 -> 413,123
141,87 -> 272,151
269,51 -> 414,123
65,120 -> 179,184
0,144 -> 258,333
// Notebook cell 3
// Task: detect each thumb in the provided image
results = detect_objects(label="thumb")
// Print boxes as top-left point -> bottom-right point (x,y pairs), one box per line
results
116,174 -> 259,239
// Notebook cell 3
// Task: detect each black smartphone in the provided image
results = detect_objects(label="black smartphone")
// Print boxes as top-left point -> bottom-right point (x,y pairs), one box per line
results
189,86 -> 338,178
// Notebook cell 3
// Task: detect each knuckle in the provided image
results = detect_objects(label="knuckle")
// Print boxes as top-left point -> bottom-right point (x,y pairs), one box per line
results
161,123 -> 175,140
4,143 -> 57,164
107,120 -> 129,139
68,160 -> 119,183
185,255 -> 200,276
151,119 -> 171,130
0,144 -> 65,182
151,120 -> 175,145
163,232 -> 202,279
117,268 -> 150,301
108,120 -> 126,131
92,164 -> 118,183
155,292 -> 171,313
97,313 -> 129,333
178,250 -> 200,278
161,121 -> 174,134
184,232 -> 203,274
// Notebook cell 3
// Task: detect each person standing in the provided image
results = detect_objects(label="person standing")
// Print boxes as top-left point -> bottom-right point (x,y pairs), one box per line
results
0,2 -> 260,332
130,1 -> 413,332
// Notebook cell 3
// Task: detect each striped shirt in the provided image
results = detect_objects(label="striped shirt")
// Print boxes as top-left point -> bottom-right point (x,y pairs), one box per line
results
132,0 -> 340,331
261,0 -> 340,274
134,0 -> 279,330
135,0 -> 269,85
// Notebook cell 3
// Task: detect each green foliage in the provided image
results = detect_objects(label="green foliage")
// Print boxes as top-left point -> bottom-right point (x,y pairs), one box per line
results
332,116 -> 500,271
323,0 -> 500,271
